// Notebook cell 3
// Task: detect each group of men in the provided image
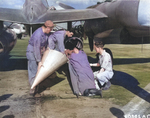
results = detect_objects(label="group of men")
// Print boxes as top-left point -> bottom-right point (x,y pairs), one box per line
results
26,20 -> 114,97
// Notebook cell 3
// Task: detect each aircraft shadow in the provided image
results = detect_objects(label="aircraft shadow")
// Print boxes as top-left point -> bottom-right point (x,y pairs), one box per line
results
0,105 -> 10,113
88,56 -> 150,66
1,53 -> 150,71
2,115 -> 15,118
0,94 -> 13,102
0,94 -> 13,117
113,58 -> 150,65
110,107 -> 125,118
110,70 -> 150,103
0,55 -> 27,71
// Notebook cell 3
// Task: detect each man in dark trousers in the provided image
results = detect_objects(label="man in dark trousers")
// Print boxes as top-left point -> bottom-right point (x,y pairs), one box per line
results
26,20 -> 54,95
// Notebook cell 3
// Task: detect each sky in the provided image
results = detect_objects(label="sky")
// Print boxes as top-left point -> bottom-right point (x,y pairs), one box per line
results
0,0 -> 105,9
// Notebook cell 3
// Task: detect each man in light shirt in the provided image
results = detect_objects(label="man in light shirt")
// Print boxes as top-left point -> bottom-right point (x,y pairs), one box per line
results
90,37 -> 114,90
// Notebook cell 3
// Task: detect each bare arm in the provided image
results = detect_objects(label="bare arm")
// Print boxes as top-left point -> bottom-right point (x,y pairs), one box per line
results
90,63 -> 100,67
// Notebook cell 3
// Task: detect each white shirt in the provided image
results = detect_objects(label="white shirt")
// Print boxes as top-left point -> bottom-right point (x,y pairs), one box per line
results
98,50 -> 113,72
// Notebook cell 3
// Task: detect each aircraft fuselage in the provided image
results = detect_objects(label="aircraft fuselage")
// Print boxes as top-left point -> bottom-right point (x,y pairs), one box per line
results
84,0 -> 150,38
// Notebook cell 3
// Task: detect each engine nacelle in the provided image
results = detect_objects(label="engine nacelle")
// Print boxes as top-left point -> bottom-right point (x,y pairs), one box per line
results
0,28 -> 17,56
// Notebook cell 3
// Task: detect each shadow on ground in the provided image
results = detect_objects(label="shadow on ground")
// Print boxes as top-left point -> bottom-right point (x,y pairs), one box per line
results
1,54 -> 150,71
2,115 -> 15,118
37,76 -> 65,94
0,55 -> 27,71
0,106 -> 10,113
110,107 -> 125,118
0,94 -> 13,102
110,70 -> 150,103
113,58 -> 150,65
0,94 -> 13,117
1,55 -> 150,102
88,55 -> 150,103
34,63 -> 73,94
0,55 -> 72,95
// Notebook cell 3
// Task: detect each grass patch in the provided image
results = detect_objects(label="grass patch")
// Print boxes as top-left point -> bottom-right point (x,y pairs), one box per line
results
9,36 -> 29,58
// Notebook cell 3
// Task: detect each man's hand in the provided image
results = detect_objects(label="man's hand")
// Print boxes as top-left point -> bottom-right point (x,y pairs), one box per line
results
66,31 -> 73,37
64,49 -> 73,57
99,68 -> 105,73
38,62 -> 43,71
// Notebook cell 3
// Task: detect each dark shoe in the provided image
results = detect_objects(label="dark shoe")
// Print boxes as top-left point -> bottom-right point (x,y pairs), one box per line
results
101,81 -> 111,90
83,89 -> 90,96
83,88 -> 102,97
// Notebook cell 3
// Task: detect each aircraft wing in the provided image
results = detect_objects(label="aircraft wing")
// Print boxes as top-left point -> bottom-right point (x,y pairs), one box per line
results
0,7 -> 107,24
34,9 -> 107,24
0,8 -> 28,24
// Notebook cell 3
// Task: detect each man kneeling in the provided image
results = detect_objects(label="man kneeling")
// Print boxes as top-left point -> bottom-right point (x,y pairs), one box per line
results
64,37 -> 102,97
90,37 -> 114,90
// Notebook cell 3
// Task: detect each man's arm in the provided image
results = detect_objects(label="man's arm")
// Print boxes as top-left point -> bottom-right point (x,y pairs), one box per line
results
48,33 -> 57,50
33,35 -> 42,62
90,63 -> 100,67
